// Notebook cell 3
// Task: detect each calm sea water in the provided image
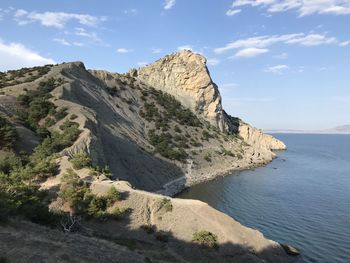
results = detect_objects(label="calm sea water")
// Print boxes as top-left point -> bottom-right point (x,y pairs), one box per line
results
179,134 -> 350,263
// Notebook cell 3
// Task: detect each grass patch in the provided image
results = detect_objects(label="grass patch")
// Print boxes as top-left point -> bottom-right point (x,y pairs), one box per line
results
192,231 -> 218,248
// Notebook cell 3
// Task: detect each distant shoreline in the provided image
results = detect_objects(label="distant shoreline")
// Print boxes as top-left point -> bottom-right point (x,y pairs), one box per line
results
265,131 -> 350,135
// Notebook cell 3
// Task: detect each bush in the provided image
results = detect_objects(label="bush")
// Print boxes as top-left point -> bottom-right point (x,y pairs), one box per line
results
59,170 -> 122,219
70,114 -> 78,120
202,130 -> 212,141
204,153 -> 212,162
31,120 -> 81,162
157,198 -> 173,212
192,231 -> 218,248
174,125 -> 182,133
70,152 -> 92,170
0,172 -> 57,225
0,152 -> 22,174
105,186 -> 121,206
0,115 -> 17,149
148,130 -> 188,162
53,107 -> 68,121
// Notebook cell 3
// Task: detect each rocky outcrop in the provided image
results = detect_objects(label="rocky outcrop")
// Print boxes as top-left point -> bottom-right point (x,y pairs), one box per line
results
136,50 -> 226,131
239,121 -> 286,151
135,50 -> 285,153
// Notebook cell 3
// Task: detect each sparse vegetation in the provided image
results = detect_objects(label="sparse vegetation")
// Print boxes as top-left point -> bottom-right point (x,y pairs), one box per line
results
0,115 -> 17,149
70,152 -> 92,170
59,169 -> 123,219
192,231 -> 218,248
16,78 -> 61,133
70,114 -> 78,120
0,65 -> 53,89
31,120 -> 81,162
156,198 -> 173,213
53,107 -> 68,121
204,153 -> 212,162
148,129 -> 188,162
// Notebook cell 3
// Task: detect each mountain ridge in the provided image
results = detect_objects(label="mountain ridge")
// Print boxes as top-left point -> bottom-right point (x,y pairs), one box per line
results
0,51 -> 292,262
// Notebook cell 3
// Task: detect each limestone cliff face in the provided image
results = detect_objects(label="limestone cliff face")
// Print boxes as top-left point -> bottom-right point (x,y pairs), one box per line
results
136,50 -> 226,131
136,50 -> 285,152
238,121 -> 286,151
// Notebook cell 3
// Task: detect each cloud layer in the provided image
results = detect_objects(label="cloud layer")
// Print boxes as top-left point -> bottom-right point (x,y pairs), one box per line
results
215,33 -> 343,58
0,40 -> 55,71
14,9 -> 104,28
230,0 -> 350,16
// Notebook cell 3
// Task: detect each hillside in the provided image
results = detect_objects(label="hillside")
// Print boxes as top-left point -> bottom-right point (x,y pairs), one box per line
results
0,50 -> 291,262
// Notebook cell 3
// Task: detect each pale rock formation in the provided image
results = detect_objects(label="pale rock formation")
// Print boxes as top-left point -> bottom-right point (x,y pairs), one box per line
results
239,121 -> 287,151
135,50 -> 285,153
136,50 -> 226,131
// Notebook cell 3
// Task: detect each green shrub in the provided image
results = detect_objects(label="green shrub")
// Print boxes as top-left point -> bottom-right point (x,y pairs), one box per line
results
53,107 -> 68,121
70,114 -> 78,120
0,152 -> 22,174
106,186 -> 121,206
222,148 -> 235,157
204,153 -> 212,162
31,121 -> 80,162
0,172 -> 56,225
59,169 -> 91,215
192,231 -> 218,248
237,153 -> 243,159
157,198 -> 173,212
70,152 -> 92,170
174,125 -> 181,133
59,170 -> 122,219
202,130 -> 212,141
148,130 -> 188,162
0,115 -> 17,149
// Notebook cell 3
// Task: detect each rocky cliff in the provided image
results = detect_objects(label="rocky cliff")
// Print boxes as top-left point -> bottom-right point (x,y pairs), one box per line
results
0,52 -> 292,262
136,50 -> 226,131
135,50 -> 285,153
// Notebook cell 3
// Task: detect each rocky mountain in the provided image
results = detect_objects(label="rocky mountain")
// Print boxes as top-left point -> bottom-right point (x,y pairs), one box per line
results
0,50 -> 291,262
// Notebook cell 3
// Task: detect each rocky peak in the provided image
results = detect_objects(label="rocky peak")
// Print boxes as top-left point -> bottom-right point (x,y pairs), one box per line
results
135,50 -> 226,131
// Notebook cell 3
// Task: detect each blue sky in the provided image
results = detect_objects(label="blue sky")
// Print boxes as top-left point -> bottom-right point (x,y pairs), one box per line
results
1,0 -> 349,130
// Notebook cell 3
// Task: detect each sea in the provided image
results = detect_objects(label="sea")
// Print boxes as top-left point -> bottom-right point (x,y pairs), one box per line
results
179,134 -> 350,263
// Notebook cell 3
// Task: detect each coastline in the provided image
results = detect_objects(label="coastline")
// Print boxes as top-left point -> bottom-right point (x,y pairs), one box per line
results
158,150 -> 284,197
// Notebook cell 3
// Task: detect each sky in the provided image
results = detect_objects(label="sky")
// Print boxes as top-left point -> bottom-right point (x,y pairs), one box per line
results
0,0 -> 349,130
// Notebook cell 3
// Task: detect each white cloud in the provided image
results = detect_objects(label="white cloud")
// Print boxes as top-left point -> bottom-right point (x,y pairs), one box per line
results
207,58 -> 220,66
226,9 -> 242,16
152,48 -> 162,54
53,38 -> 70,46
177,45 -> 193,51
137,62 -> 148,67
264,64 -> 289,74
339,40 -> 350,46
233,47 -> 269,58
116,48 -> 133,53
214,33 -> 342,55
14,9 -> 104,28
164,0 -> 176,10
53,38 -> 85,47
124,9 -> 138,15
274,52 -> 288,59
74,27 -> 101,43
0,39 -> 55,71
230,0 -> 350,16
285,34 -> 337,46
